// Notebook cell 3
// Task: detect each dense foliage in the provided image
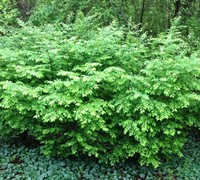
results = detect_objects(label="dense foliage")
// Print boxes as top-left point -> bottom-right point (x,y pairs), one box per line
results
0,0 -> 199,168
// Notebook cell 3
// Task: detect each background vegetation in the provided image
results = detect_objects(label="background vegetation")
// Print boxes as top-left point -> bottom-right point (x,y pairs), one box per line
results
0,0 -> 199,173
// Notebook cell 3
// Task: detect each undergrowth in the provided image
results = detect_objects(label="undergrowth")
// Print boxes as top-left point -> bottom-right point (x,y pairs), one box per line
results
0,130 -> 199,179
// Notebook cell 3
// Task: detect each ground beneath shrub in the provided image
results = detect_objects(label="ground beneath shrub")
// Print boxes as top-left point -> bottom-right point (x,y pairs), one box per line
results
0,132 -> 199,180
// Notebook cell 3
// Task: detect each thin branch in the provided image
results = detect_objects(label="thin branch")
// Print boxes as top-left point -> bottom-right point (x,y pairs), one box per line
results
138,0 -> 146,29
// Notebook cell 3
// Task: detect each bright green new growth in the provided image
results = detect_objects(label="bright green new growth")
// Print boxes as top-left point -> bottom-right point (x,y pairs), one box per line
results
0,21 -> 199,167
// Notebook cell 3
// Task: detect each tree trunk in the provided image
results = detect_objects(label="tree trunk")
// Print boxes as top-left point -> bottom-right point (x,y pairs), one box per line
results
174,0 -> 181,17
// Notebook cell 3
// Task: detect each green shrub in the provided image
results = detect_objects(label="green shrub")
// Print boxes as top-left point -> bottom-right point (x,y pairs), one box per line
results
0,0 -> 19,35
28,0 -> 122,27
0,22 -> 199,167
0,0 -> 19,25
